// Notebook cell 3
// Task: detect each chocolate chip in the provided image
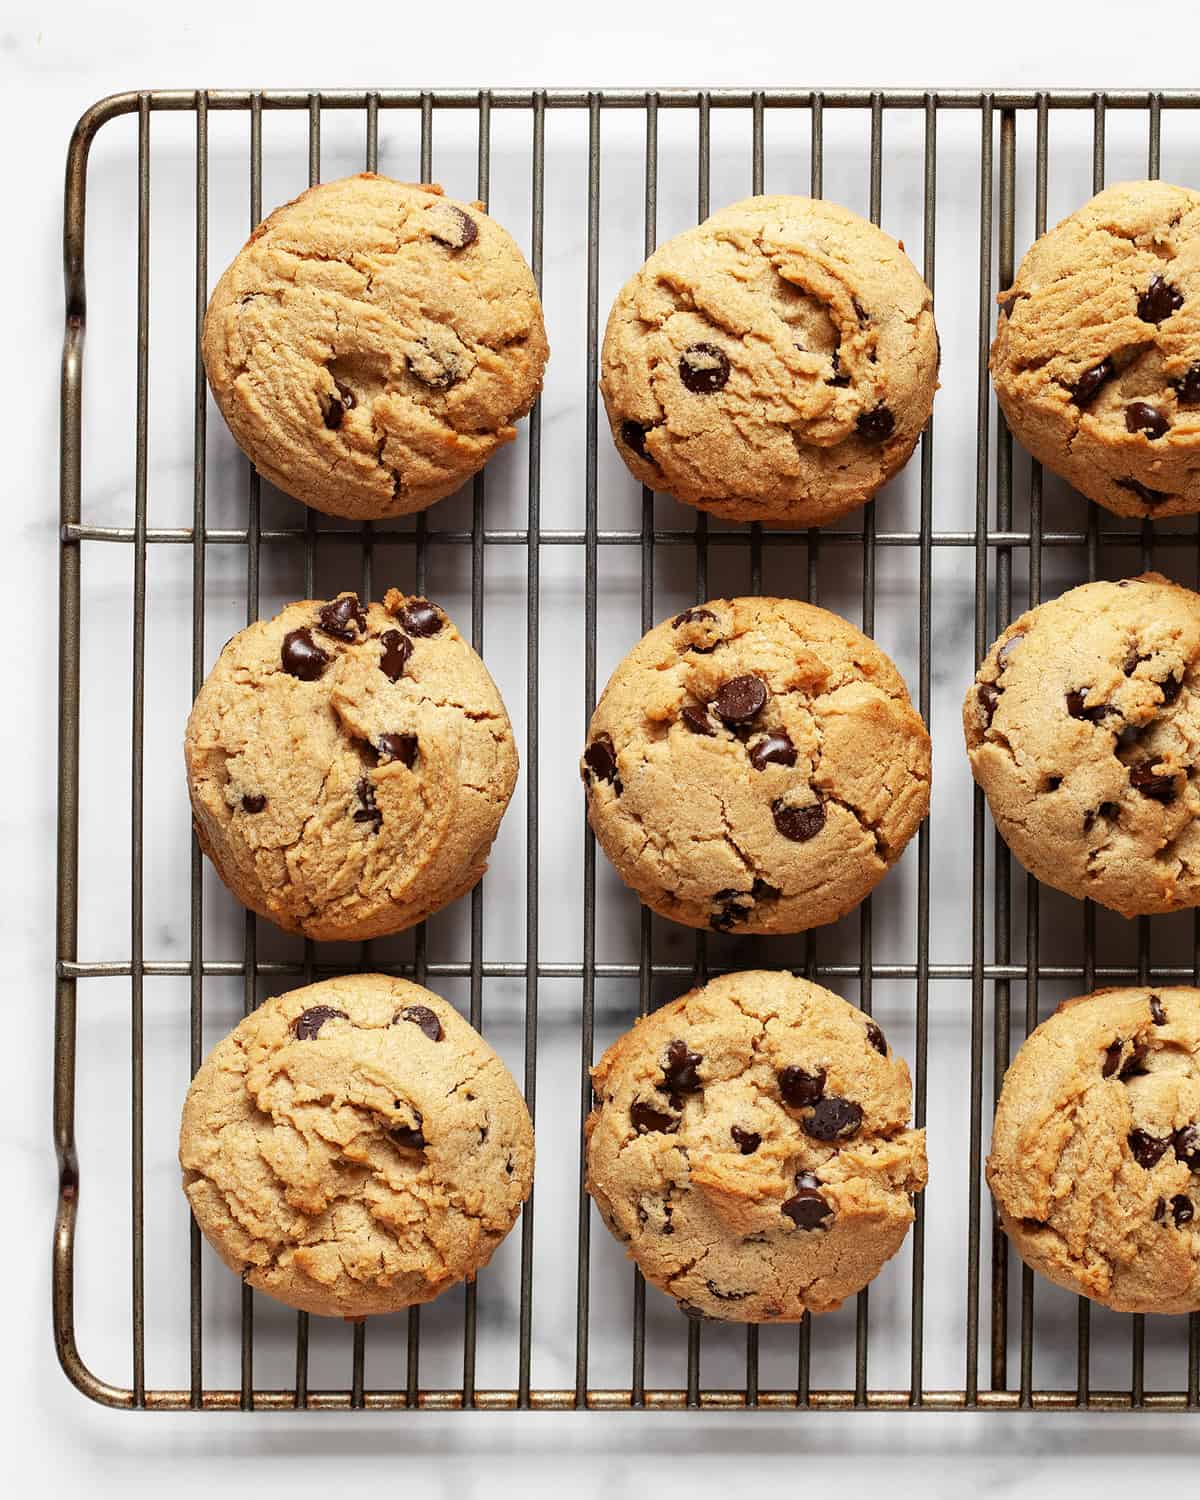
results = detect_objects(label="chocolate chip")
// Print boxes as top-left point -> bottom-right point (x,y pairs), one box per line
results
396,598 -> 443,637
681,705 -> 716,736
778,1065 -> 826,1108
659,1039 -> 703,1098
1066,689 -> 1112,723
323,384 -> 355,429
804,1096 -> 863,1142
782,1172 -> 833,1229
395,1004 -> 443,1041
1154,1196 -> 1166,1222
631,1100 -> 678,1135
731,1125 -> 761,1155
772,799 -> 826,842
1137,274 -> 1183,324
391,1109 -> 426,1151
827,346 -> 850,387
1130,763 -> 1177,803
1116,476 -> 1171,507
997,633 -> 1025,669
1071,357 -> 1116,407
241,793 -> 267,814
978,682 -> 1001,728
749,731 -> 796,771
1084,801 -> 1120,833
1171,362 -> 1200,406
1044,775 -> 1063,792
678,342 -> 730,394
620,420 -> 652,459
865,1021 -> 887,1055
1150,995 -> 1167,1026
293,1005 -> 347,1040
997,289 -> 1020,318
353,776 -> 383,832
429,204 -> 477,250
1160,674 -> 1183,706
709,894 -> 751,932
1120,1045 -> 1149,1080
407,340 -> 462,390
705,1281 -> 751,1302
856,406 -> 895,442
1123,650 -> 1148,676
317,593 -> 366,641
1174,1194 -> 1195,1226
1174,1125 -> 1200,1170
378,629 -> 413,683
377,732 -> 418,767
583,733 -> 621,792
751,877 -> 782,901
712,674 -> 767,725
1128,1128 -> 1171,1168
1102,1040 -> 1123,1078
852,297 -> 869,323
281,628 -> 329,681
1125,402 -> 1170,440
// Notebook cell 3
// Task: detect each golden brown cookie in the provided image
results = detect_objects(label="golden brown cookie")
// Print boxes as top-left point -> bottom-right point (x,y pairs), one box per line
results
989,985 -> 1200,1315
202,173 -> 548,519
586,970 -> 927,1323
964,573 -> 1200,918
581,596 -> 930,933
186,589 -> 517,942
600,194 -> 938,524
992,180 -> 1200,518
181,975 -> 534,1318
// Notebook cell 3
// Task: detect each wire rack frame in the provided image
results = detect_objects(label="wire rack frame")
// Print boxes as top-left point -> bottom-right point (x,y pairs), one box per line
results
54,86 -> 1200,1413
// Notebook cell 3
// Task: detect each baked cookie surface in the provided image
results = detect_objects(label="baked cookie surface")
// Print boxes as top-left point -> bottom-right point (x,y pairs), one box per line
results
202,173 -> 548,519
600,194 -> 938,524
964,573 -> 1200,918
989,985 -> 1200,1315
991,180 -> 1200,519
581,596 -> 930,934
586,970 -> 927,1323
186,589 -> 517,941
181,975 -> 534,1318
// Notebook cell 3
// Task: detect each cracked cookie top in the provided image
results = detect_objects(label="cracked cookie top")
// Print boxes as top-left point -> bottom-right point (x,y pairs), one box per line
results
180,974 -> 534,1318
185,589 -> 518,942
581,596 -> 931,934
201,173 -> 548,520
989,985 -> 1200,1314
585,970 -> 927,1323
599,194 -> 938,525
964,573 -> 1200,918
991,180 -> 1200,519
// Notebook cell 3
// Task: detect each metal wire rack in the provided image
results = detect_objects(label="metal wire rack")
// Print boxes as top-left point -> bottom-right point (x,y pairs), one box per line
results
54,86 -> 1200,1413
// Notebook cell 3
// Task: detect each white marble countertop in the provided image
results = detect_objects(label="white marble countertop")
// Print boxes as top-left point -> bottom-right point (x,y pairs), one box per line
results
8,1 -> 1199,1492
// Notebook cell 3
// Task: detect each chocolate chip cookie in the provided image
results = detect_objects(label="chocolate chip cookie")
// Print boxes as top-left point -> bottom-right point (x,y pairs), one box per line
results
181,974 -> 534,1318
202,174 -> 548,519
586,970 -> 928,1323
989,985 -> 1200,1314
186,589 -> 517,941
992,180 -> 1200,518
964,573 -> 1200,917
581,597 -> 930,933
600,194 -> 938,525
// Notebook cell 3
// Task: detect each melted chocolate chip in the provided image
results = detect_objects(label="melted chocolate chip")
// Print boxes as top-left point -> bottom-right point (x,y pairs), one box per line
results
778,1065 -> 826,1108
1137,274 -> 1183,325
396,598 -> 443,637
353,776 -> 383,832
749,730 -> 796,771
281,628 -> 329,681
1102,1040 -> 1123,1078
1125,402 -> 1170,440
782,1173 -> 833,1230
1150,995 -> 1167,1026
1174,1194 -> 1195,1226
978,682 -> 1001,728
712,674 -> 767,725
293,1005 -> 347,1040
407,340 -> 462,390
631,1099 -> 678,1135
1066,689 -> 1112,722
1175,1124 -> 1200,1171
681,705 -> 717,736
377,732 -> 418,767
1171,362 -> 1200,406
856,406 -> 895,442
852,297 -> 869,323
620,420 -> 652,459
1084,801 -> 1120,833
752,877 -> 782,901
1115,476 -> 1171,507
709,894 -> 751,932
430,204 -> 477,250
659,1039 -> 703,1098
241,793 -> 267,814
1130,763 -> 1177,803
772,799 -> 826,842
318,593 -> 367,641
673,607 -> 717,628
1120,1045 -> 1150,1080
997,289 -> 1021,318
1071,357 -> 1116,407
804,1096 -> 863,1142
1124,650 -> 1148,676
396,1004 -> 442,1041
1160,674 -> 1184,706
583,733 -> 621,791
827,346 -> 850,387
1129,1128 -> 1171,1168
678,342 -> 731,394
731,1126 -> 761,1155
323,384 -> 355,429
865,1021 -> 887,1055
391,1109 -> 426,1151
379,629 -> 413,682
